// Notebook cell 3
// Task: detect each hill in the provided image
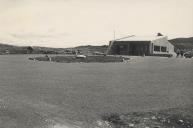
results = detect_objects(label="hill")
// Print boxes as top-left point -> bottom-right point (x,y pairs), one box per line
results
169,37 -> 193,50
0,43 -> 63,54
1,36 -> 193,55
72,45 -> 108,55
0,43 -> 28,54
0,43 -> 108,55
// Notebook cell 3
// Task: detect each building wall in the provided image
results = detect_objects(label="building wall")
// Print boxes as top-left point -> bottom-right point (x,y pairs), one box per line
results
151,37 -> 175,56
107,36 -> 175,56
107,41 -> 150,55
109,41 -> 129,55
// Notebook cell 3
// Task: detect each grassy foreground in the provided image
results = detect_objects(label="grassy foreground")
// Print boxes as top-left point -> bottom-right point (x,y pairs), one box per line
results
0,55 -> 193,128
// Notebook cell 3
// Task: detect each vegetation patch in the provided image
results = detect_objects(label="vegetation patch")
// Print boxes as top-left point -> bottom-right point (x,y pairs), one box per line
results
29,55 -> 130,63
98,107 -> 193,128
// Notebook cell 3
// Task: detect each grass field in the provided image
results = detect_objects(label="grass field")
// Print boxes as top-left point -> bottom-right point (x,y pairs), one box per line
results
0,55 -> 193,128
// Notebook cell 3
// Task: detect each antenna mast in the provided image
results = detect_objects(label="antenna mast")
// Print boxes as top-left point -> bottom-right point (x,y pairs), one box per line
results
114,30 -> 116,40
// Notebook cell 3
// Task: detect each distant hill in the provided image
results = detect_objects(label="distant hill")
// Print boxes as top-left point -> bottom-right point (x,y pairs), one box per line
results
0,43 -> 28,54
72,45 -> 108,55
0,43 -> 15,48
0,43 -> 63,54
1,37 -> 192,55
169,37 -> 193,50
0,43 -> 108,55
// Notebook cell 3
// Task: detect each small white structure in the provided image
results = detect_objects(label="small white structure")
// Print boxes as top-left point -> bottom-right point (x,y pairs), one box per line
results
76,54 -> 86,58
5,49 -> 10,54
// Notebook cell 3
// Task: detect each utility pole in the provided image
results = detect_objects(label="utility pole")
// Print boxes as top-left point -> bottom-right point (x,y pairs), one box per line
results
114,30 -> 116,40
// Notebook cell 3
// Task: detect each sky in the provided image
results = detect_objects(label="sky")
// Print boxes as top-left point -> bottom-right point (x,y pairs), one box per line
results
0,0 -> 193,48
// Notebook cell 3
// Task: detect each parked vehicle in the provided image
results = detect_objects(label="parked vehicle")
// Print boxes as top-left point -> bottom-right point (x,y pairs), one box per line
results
184,51 -> 193,58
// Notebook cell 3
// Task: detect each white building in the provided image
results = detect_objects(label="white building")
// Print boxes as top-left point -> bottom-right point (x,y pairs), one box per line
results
107,35 -> 175,57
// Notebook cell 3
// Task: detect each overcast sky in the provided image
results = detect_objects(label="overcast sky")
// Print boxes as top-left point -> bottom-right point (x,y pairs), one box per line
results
0,0 -> 193,48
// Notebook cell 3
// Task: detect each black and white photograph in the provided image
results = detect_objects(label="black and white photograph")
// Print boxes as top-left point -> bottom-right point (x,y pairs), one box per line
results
0,0 -> 193,128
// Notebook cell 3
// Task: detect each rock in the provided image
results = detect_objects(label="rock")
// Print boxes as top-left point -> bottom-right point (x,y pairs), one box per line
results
96,121 -> 103,126
96,120 -> 112,128
151,116 -> 157,120
129,123 -> 134,127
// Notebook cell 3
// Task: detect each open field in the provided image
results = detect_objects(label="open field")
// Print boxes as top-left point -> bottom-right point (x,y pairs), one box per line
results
0,55 -> 193,128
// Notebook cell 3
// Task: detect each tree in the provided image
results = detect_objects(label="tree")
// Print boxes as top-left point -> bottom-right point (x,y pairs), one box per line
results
157,33 -> 163,36
27,46 -> 33,54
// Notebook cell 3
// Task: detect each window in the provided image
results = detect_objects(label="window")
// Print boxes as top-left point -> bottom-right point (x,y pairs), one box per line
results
120,45 -> 124,48
119,45 -> 128,50
154,45 -> 160,52
161,47 -> 167,52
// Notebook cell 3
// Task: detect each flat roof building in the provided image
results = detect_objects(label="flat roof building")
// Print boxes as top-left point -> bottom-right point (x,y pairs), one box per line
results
106,35 -> 175,56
